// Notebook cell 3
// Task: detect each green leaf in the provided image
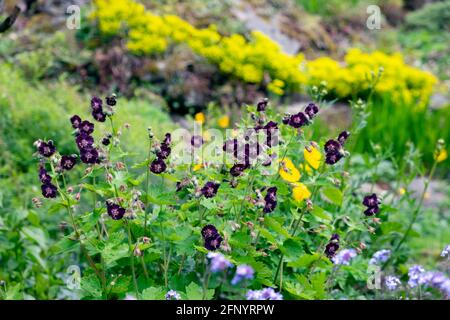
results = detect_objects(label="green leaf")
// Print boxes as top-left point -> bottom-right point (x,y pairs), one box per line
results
280,238 -> 303,259
103,243 -> 129,266
141,286 -> 165,300
287,253 -> 323,268
81,274 -> 102,298
321,187 -> 343,206
264,217 -> 290,238
185,282 -> 213,300
311,206 -> 332,220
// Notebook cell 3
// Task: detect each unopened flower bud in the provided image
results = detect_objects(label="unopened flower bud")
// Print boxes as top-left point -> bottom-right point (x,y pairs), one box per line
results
133,247 -> 142,257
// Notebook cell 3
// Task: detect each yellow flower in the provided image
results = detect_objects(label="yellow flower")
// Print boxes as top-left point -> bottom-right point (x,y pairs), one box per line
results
279,158 -> 301,183
398,187 -> 406,195
217,115 -> 230,128
292,182 -> 311,202
195,112 -> 205,124
434,149 -> 448,163
193,163 -> 203,171
303,145 -> 321,170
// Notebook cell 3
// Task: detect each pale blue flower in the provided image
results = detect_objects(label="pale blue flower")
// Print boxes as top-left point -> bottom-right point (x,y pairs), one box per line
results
369,249 -> 391,265
231,265 -> 254,285
385,276 -> 401,291
207,252 -> 233,273
332,248 -> 357,265
165,290 -> 181,300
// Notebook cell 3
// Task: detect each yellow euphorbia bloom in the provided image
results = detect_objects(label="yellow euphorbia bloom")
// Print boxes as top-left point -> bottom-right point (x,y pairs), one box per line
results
279,158 -> 301,183
304,145 -> 321,170
434,149 -> 448,163
292,182 -> 311,202
217,115 -> 230,128
195,112 -> 205,124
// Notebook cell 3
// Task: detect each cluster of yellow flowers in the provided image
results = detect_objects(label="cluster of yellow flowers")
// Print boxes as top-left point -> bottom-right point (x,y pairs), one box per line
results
92,0 -> 437,105
307,49 -> 437,106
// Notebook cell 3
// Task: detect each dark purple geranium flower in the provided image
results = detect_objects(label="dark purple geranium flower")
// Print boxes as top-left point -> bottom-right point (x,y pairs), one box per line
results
106,202 -> 125,220
101,137 -> 110,146
80,148 -> 99,164
41,183 -> 57,198
324,131 -> 349,166
76,133 -> 94,150
201,224 -> 222,251
325,234 -> 340,259
204,235 -> 223,251
324,139 -> 341,153
364,206 -> 380,216
91,96 -> 103,112
38,166 -> 52,184
201,224 -> 219,239
38,140 -> 56,157
363,194 -> 379,207
288,112 -> 309,128
79,120 -> 94,135
230,163 -> 248,177
105,95 -> 117,106
191,135 -> 204,148
163,133 -> 171,145
60,155 -> 77,170
263,187 -> 278,213
70,115 -> 82,129
337,131 -> 350,145
150,158 -> 167,174
325,151 -> 343,165
256,98 -> 269,112
156,144 -> 171,160
362,193 -> 381,216
201,182 -> 220,198
92,110 -> 107,122
305,103 -> 319,119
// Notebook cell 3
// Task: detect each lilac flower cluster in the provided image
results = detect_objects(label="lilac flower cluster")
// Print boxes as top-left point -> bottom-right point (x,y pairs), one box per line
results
165,290 -> 181,300
325,234 -> 340,259
231,265 -> 254,285
201,224 -> 223,251
332,248 -> 357,265
385,276 -> 401,291
263,187 -> 277,213
246,288 -> 283,300
207,252 -> 233,273
408,265 -> 450,296
369,249 -> 391,265
324,131 -> 350,165
407,265 -> 425,288
150,133 -> 171,174
362,193 -> 381,216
